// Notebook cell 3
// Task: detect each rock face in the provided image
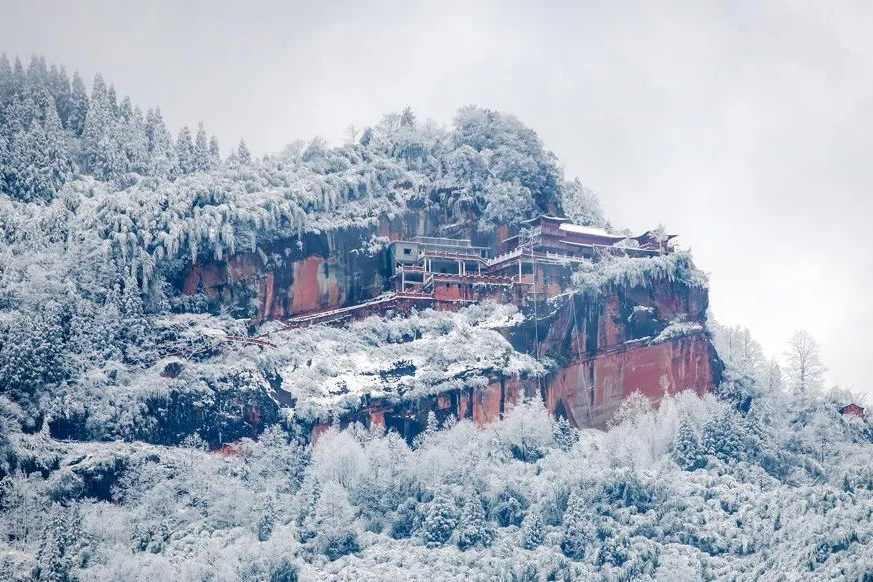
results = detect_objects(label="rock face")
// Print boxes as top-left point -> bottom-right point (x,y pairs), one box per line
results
179,210 -> 720,438
529,282 -> 718,427
49,371 -> 282,448
180,210 -> 510,321
540,331 -> 717,428
317,278 -> 719,439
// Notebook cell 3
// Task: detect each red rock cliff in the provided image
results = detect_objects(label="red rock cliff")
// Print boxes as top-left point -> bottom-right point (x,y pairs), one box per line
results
180,209 -> 510,321
322,277 -> 720,437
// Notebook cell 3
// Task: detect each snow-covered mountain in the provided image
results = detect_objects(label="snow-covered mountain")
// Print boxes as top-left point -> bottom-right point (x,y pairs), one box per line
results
1,56 -> 871,582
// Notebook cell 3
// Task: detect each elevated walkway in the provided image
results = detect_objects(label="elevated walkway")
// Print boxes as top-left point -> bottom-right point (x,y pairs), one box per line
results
278,291 -> 435,329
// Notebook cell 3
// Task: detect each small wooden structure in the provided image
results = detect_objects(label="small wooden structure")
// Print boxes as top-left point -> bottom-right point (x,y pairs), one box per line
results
839,403 -> 866,419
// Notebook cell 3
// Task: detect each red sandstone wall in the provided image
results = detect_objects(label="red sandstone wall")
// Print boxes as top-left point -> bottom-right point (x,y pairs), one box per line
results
332,332 -> 714,439
183,238 -> 373,322
311,278 -> 718,436
543,332 -> 715,428
181,210 -> 515,322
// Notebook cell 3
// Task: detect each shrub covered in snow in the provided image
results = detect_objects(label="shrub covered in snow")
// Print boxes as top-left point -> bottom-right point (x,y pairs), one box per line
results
569,251 -> 709,297
3,386 -> 872,582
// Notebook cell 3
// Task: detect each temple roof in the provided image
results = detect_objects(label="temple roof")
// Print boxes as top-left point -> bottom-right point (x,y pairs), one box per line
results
558,223 -> 626,241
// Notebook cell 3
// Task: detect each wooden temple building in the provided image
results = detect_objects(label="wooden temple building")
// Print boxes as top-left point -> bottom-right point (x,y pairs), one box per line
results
387,215 -> 676,306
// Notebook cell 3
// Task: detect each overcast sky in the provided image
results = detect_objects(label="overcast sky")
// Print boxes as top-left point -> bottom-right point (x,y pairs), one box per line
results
4,0 -> 872,396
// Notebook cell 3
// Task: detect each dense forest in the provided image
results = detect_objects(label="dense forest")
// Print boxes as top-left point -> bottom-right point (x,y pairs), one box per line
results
1,55 -> 871,582
0,54 -> 604,429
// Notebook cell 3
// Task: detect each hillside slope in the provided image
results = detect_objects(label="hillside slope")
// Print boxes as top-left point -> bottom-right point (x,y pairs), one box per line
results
1,56 -> 871,582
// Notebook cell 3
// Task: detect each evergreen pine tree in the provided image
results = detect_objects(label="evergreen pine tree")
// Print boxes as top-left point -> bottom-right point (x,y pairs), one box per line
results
119,277 -> 151,364
175,125 -> 195,175
82,73 -> 122,181
390,497 -> 420,539
129,107 -> 150,176
34,505 -> 71,582
425,410 -> 439,434
40,92 -> 72,198
521,506 -> 545,550
0,54 -> 13,103
67,72 -> 89,136
208,135 -> 221,167
701,408 -> 745,463
25,56 -> 49,93
144,108 -> 175,179
422,491 -> 457,548
457,493 -> 493,550
0,134 -> 7,195
90,283 -> 123,361
0,308 -> 67,403
236,138 -> 251,164
116,98 -> 148,177
49,65 -> 72,128
2,93 -> 35,141
6,93 -> 70,203
106,84 -> 118,115
719,409 -> 746,462
561,489 -> 591,561
257,498 -> 276,542
742,409 -> 767,460
11,57 -> 26,97
672,415 -> 703,471
194,122 -> 210,172
701,414 -> 719,459
554,417 -> 578,452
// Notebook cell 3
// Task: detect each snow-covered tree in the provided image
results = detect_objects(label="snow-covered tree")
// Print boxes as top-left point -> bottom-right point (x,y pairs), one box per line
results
456,492 -> 492,550
561,178 -> 606,227
701,407 -> 745,463
193,122 -> 210,172
4,92 -> 71,202
117,97 -> 149,177
208,135 -> 221,167
305,480 -> 360,560
784,330 -> 826,395
33,506 -> 72,582
144,108 -> 175,178
256,497 -> 275,542
0,308 -> 67,405
672,414 -> 703,470
48,66 -> 72,129
520,506 -> 545,550
66,72 -> 89,135
762,359 -> 784,393
174,125 -> 196,175
560,489 -> 591,560
235,139 -> 251,164
390,496 -> 420,539
553,416 -> 578,452
82,74 -> 124,181
422,490 -> 457,548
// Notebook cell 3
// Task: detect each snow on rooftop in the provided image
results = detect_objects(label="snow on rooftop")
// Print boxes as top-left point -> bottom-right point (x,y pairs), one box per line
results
558,223 -> 626,239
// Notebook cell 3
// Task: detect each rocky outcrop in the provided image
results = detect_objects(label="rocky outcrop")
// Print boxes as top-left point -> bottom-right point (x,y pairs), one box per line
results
541,331 -> 717,428
316,277 -> 720,439
49,371 -> 282,448
529,283 -> 718,427
178,206 -> 720,439
179,209 -> 513,321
